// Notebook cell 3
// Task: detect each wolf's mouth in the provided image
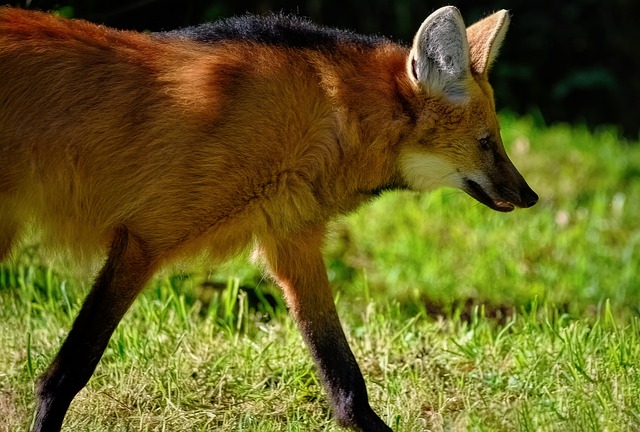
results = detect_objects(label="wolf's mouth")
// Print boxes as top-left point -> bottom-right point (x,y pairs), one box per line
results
464,179 -> 515,212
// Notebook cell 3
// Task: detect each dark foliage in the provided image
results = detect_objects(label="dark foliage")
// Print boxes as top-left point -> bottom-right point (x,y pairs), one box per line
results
7,0 -> 640,137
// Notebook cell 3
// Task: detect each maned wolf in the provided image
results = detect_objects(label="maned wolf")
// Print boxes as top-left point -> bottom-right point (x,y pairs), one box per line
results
0,6 -> 537,431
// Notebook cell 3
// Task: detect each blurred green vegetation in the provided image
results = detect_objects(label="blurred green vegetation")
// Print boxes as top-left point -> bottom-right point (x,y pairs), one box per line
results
6,0 -> 640,138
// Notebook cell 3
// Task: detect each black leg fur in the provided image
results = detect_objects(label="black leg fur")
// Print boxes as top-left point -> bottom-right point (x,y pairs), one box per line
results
32,227 -> 154,432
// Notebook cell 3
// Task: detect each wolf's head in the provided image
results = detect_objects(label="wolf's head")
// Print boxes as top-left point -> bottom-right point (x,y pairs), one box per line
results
399,6 -> 538,212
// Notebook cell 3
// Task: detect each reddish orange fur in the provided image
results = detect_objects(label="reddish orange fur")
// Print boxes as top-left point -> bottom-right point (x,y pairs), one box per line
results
0,8 -> 411,266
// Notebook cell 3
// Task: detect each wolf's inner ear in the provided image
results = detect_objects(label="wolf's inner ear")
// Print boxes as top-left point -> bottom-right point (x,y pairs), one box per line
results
466,10 -> 510,76
407,6 -> 471,101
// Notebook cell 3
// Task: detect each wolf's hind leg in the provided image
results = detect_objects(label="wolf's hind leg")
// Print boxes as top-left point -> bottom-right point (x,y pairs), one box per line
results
33,227 -> 158,432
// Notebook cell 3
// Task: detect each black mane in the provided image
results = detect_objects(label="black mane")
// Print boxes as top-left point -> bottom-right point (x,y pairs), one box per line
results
159,14 -> 389,49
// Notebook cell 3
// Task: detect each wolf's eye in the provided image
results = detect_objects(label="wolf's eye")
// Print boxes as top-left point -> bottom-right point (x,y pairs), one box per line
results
479,136 -> 491,151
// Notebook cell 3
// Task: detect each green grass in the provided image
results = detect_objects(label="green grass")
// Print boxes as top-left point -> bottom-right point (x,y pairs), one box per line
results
2,114 -> 640,431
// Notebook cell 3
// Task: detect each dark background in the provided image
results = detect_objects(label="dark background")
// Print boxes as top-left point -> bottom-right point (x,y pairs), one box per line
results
6,0 -> 640,138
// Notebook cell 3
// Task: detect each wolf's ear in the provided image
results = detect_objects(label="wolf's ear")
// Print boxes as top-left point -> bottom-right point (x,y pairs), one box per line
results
407,6 -> 471,101
466,10 -> 510,76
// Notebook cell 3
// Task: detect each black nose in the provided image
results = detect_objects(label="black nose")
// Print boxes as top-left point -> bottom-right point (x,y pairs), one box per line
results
522,187 -> 539,208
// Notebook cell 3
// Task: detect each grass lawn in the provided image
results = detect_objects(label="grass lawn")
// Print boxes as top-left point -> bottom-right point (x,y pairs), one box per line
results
1,114 -> 640,431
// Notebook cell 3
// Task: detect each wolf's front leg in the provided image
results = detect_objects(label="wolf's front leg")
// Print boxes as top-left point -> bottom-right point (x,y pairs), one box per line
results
258,227 -> 392,432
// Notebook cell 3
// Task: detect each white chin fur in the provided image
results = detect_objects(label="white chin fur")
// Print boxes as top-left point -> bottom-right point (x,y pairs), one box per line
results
399,152 -> 462,191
